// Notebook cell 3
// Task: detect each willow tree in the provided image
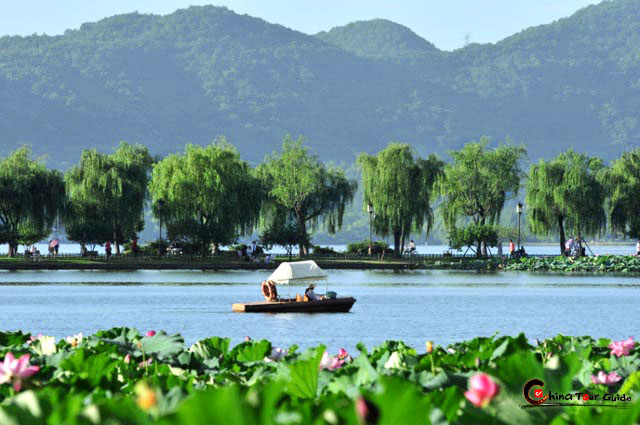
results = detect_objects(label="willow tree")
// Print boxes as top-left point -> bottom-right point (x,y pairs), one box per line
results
65,142 -> 153,254
63,202 -> 113,252
0,147 -> 65,256
257,135 -> 357,255
357,143 -> 443,257
439,139 -> 526,256
526,150 -> 606,255
604,149 -> 640,238
149,139 -> 261,252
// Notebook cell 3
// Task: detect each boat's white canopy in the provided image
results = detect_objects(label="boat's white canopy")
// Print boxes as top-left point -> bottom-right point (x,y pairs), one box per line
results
268,260 -> 328,285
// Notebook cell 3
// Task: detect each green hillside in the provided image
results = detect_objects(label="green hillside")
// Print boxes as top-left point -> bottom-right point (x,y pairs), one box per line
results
1,1 -> 639,169
316,19 -> 439,58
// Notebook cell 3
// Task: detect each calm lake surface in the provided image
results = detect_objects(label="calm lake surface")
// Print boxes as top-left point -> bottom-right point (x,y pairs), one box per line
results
1,270 -> 638,353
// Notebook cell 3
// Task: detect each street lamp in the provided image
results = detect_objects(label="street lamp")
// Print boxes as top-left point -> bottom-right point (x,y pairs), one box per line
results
516,202 -> 523,251
158,199 -> 165,256
367,202 -> 374,256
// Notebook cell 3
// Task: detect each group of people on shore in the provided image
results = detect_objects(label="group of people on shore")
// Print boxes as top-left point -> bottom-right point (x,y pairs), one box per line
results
564,237 -> 585,257
508,240 -> 527,258
237,240 -> 274,263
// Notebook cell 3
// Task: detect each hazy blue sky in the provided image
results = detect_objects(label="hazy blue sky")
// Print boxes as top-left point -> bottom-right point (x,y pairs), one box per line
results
2,0 -> 601,50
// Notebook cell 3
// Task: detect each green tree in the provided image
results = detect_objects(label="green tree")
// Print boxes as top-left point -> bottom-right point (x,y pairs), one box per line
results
604,149 -> 640,239
65,142 -> 153,254
259,215 -> 307,261
357,142 -> 443,257
256,135 -> 357,255
526,150 -> 606,255
439,139 -> 526,256
447,224 -> 499,255
148,139 -> 261,252
64,203 -> 113,252
0,147 -> 65,256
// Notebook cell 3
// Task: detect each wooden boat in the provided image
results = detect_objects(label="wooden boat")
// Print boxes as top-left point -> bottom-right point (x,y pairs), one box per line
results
232,260 -> 356,313
232,297 -> 356,313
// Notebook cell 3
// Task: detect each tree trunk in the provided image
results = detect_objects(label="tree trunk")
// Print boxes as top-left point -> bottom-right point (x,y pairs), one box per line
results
393,229 -> 401,258
113,230 -> 120,255
479,217 -> 487,257
558,216 -> 566,256
577,238 -> 583,257
8,242 -> 16,257
296,211 -> 307,257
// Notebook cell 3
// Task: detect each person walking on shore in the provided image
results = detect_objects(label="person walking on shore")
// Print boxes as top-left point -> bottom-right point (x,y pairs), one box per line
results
509,240 -> 515,257
636,240 -> 640,256
105,240 -> 112,259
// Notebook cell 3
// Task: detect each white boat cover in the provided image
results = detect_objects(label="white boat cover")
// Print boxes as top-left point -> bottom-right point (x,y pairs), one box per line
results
267,260 -> 328,285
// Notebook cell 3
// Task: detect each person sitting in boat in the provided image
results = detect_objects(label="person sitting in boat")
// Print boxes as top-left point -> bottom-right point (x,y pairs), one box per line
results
305,283 -> 324,301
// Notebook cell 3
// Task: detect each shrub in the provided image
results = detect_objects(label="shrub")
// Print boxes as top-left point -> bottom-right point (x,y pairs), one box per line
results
312,245 -> 338,255
347,240 -> 391,254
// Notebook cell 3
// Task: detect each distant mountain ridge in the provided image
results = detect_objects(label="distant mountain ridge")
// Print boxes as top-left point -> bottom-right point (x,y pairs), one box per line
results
316,19 -> 439,58
1,1 -> 639,169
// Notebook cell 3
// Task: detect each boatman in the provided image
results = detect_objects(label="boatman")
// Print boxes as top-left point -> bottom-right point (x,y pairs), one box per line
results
305,284 -> 324,301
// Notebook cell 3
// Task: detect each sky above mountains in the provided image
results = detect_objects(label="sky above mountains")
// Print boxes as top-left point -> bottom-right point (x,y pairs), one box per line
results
3,0 -> 601,50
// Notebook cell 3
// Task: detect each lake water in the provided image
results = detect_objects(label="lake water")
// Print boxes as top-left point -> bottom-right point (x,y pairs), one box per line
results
1,269 -> 638,354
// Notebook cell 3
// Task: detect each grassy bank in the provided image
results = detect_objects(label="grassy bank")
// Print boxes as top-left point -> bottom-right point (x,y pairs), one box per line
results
0,329 -> 638,424
0,255 -> 420,271
4,254 -> 640,274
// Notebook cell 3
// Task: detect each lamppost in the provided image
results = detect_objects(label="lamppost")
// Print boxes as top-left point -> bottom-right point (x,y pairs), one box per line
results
158,199 -> 165,256
516,201 -> 523,251
367,202 -> 374,256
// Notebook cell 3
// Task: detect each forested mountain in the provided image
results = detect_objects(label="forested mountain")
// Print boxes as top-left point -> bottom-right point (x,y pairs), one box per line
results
316,19 -> 439,59
1,0 -> 639,168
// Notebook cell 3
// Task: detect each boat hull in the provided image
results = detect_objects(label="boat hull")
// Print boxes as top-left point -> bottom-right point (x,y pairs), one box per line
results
232,297 -> 356,313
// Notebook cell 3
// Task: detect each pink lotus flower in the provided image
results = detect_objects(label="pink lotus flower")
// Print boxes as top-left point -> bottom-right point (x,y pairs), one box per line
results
355,396 -> 379,425
465,373 -> 499,407
145,331 -> 156,337
124,354 -> 131,364
320,351 -> 345,370
139,358 -> 153,368
337,348 -> 352,362
26,333 -> 43,345
0,352 -> 40,391
355,396 -> 368,420
591,371 -> 622,386
609,337 -> 634,357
